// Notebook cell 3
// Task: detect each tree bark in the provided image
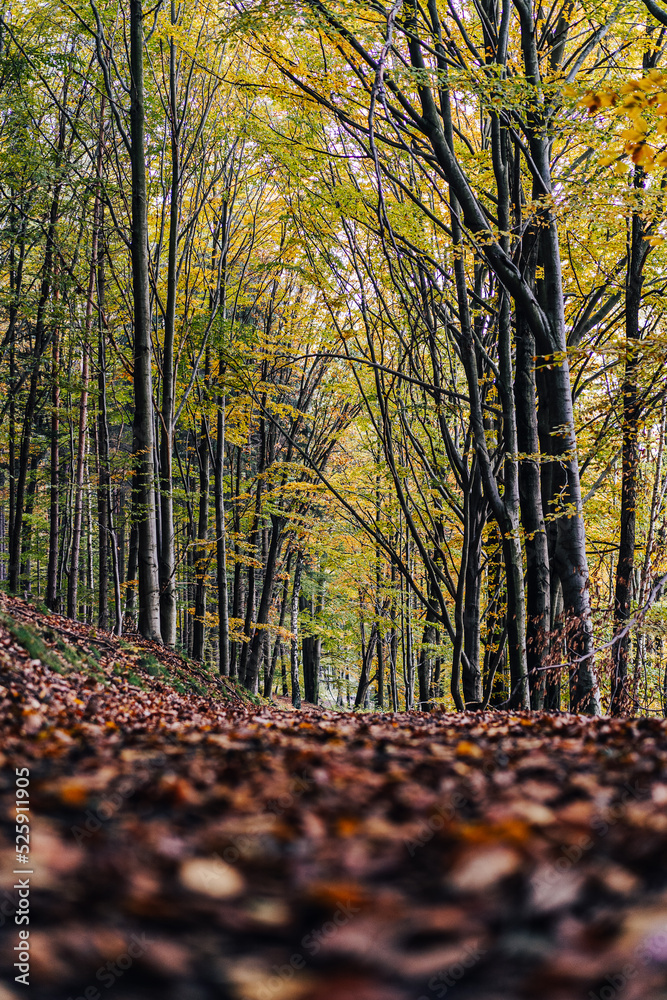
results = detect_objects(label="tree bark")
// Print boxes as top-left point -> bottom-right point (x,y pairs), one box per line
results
46,325 -> 60,611
290,551 -> 303,709
264,549 -> 293,697
192,415 -> 210,662
611,171 -> 649,714
158,10 -> 180,647
130,0 -> 162,642
515,318 -> 550,709
245,514 -> 284,693
463,466 -> 484,704
215,398 -> 230,674
9,169 -> 62,593
68,163 -> 102,618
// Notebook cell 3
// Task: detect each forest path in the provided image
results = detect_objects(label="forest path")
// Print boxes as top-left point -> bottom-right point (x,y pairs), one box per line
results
0,596 -> 666,999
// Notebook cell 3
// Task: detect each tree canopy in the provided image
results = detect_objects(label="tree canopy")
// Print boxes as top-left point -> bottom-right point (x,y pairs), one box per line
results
1,0 -> 667,716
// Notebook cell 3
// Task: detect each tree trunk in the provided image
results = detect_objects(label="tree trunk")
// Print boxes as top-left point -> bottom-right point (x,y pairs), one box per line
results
239,473 -> 264,685
125,519 -> 139,629
192,416 -> 210,662
215,398 -> 230,674
228,445 -> 242,679
46,325 -> 60,611
515,318 -> 550,709
264,550 -> 293,698
463,466 -> 484,703
158,17 -> 180,648
355,624 -> 378,708
9,177 -> 62,593
290,551 -> 303,709
245,514 -> 284,693
418,615 -> 435,709
611,175 -> 648,714
130,0 -> 162,642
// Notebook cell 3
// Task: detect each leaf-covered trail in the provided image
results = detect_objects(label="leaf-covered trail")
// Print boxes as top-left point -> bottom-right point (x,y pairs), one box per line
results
1,597 -> 667,1000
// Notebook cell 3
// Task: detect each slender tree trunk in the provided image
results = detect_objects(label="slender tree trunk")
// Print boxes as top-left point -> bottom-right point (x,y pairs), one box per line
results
215,398 -> 230,674
313,576 -> 324,706
192,416 -> 210,662
125,519 -> 139,628
545,579 -> 564,710
264,549 -> 293,698
463,466 -> 484,704
245,514 -> 284,693
96,415 -> 109,628
158,16 -> 179,647
290,551 -> 303,709
7,199 -> 26,557
21,453 -> 43,595
515,317 -> 550,709
96,226 -> 109,630
418,615 -> 435,709
67,336 -> 89,620
130,0 -> 162,642
9,180 -> 62,593
8,333 -> 15,557
404,547 -> 415,710
46,325 -> 60,611
389,627 -> 399,712
229,446 -> 243,679
68,254 -> 99,616
69,97 -> 105,620
239,469 -> 264,685
355,624 -> 378,708
611,177 -> 648,714
97,211 -> 123,636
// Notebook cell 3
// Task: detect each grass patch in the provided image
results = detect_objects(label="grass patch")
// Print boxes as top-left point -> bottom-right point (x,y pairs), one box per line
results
0,596 -> 256,708
0,612 -> 65,673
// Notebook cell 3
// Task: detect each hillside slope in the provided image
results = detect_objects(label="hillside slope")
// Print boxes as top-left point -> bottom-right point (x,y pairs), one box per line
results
0,596 -> 666,999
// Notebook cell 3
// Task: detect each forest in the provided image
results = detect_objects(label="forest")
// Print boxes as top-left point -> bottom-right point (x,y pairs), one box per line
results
5,4 -> 667,999
2,0 -> 667,719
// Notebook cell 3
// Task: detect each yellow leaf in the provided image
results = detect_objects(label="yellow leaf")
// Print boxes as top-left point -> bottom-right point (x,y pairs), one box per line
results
598,91 -> 617,108
578,92 -> 601,112
620,127 -> 646,142
633,143 -> 655,166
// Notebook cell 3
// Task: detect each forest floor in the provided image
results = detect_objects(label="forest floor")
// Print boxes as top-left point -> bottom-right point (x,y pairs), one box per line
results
0,595 -> 667,1000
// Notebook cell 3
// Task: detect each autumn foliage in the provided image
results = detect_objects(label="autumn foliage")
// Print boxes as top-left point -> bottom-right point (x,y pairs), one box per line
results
1,595 -> 667,998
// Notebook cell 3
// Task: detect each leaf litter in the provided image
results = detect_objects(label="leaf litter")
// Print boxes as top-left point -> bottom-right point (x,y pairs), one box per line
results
0,595 -> 667,998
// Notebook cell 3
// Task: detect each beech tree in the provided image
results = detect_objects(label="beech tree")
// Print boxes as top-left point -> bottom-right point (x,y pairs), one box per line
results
2,0 -> 667,715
